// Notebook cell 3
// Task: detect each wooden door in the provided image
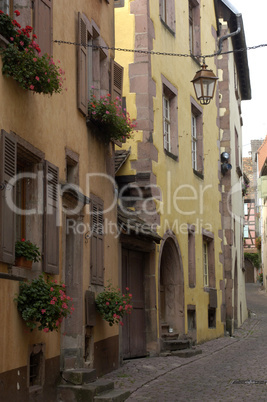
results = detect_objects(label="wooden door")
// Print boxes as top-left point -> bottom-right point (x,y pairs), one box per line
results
122,248 -> 146,359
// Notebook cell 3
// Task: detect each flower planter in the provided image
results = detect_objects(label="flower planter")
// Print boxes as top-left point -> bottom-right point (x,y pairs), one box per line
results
15,256 -> 33,269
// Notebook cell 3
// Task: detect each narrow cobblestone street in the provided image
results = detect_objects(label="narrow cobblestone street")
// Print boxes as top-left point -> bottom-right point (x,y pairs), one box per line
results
103,283 -> 267,401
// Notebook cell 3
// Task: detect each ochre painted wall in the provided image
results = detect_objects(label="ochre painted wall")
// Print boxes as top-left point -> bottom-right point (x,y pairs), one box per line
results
0,0 -> 119,386
115,0 -> 224,343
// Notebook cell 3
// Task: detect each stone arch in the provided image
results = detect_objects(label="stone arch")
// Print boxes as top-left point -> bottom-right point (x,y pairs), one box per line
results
158,230 -> 184,335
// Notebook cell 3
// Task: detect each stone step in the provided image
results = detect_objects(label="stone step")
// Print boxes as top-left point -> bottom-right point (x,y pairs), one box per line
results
162,339 -> 190,351
94,389 -> 131,402
171,348 -> 202,358
61,368 -> 97,385
57,379 -> 114,401
161,332 -> 179,340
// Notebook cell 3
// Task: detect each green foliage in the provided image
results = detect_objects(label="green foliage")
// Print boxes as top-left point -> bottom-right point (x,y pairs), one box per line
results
255,236 -> 261,250
1,44 -> 63,95
88,91 -> 136,142
15,239 -> 41,262
257,272 -> 263,285
244,252 -> 260,269
95,281 -> 133,326
0,10 -> 64,95
0,10 -> 30,47
14,275 -> 74,332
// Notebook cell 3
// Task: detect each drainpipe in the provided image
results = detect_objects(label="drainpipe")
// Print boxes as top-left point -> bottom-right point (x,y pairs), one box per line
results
217,13 -> 242,55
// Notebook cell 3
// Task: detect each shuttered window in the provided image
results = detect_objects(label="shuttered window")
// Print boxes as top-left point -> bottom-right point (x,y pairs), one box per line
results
0,131 -> 59,272
188,0 -> 201,57
34,0 -> 53,56
111,59 -> 123,101
0,130 -> 17,264
77,12 -> 90,115
90,194 -> 104,285
159,0 -> 176,33
43,160 -> 59,274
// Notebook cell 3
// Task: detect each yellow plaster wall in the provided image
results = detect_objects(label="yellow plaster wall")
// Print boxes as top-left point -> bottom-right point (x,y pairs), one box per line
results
115,0 -> 224,343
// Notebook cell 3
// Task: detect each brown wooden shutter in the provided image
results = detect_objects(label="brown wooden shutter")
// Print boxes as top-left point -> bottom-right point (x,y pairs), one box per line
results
34,0 -> 53,56
111,59 -> 124,101
0,130 -> 16,264
43,160 -> 59,274
90,196 -> 104,285
77,12 -> 88,115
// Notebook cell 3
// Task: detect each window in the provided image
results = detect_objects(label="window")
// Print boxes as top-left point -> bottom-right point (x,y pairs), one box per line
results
28,344 -> 45,389
0,0 -> 10,14
188,225 -> 196,287
202,230 -> 215,288
34,0 -> 53,56
235,128 -> 239,168
78,14 -> 121,116
203,241 -> 208,287
12,0 -> 53,57
187,306 -> 196,330
162,76 -> 178,159
66,148 -> 79,185
188,0 -> 200,57
244,203 -> 248,215
191,99 -> 203,175
191,113 -> 197,170
90,194 -> 104,285
0,130 -> 59,274
160,0 -> 175,34
208,307 -> 216,328
244,225 -> 249,238
163,96 -> 171,152
114,0 -> 124,7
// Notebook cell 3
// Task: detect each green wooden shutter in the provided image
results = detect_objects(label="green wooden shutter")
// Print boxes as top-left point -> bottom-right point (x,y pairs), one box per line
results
43,160 -> 59,274
0,130 -> 16,264
77,12 -> 88,115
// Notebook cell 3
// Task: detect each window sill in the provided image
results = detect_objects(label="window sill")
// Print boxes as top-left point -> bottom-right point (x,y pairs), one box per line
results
164,149 -> 178,161
193,169 -> 203,180
1,265 -> 35,281
160,18 -> 175,36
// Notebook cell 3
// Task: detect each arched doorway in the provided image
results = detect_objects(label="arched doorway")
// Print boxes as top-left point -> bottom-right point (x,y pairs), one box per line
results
159,232 -> 184,335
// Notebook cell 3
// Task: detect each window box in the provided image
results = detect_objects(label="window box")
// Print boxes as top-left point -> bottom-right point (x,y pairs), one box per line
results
15,256 -> 33,269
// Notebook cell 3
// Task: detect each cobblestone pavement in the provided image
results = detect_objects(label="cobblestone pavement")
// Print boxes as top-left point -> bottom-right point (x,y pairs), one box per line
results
103,283 -> 267,401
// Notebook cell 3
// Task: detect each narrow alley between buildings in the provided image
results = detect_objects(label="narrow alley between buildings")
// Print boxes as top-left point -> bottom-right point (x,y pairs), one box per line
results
103,283 -> 267,401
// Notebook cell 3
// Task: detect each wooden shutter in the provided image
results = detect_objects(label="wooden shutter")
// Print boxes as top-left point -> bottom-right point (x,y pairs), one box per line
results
34,0 -> 53,56
0,131 -> 16,264
90,196 -> 104,285
111,59 -> 124,101
77,12 -> 88,115
43,160 -> 59,274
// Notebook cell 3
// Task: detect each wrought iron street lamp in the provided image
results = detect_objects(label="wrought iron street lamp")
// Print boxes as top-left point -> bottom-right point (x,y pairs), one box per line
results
191,63 -> 218,105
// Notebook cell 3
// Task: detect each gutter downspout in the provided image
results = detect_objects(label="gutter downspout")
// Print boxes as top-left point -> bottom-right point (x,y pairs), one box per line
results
217,13 -> 242,55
